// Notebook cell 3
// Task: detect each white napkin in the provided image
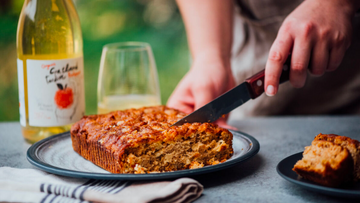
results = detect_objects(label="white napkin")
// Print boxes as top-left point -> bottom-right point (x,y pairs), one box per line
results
0,167 -> 203,203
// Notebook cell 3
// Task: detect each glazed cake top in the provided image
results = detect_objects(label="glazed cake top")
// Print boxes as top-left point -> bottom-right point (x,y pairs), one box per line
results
71,106 -> 231,156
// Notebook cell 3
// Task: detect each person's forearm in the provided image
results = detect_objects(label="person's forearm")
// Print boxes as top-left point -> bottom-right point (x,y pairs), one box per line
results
176,0 -> 233,62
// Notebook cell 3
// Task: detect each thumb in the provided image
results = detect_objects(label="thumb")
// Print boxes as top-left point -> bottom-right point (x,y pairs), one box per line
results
215,117 -> 238,130
167,89 -> 194,114
193,88 -> 216,111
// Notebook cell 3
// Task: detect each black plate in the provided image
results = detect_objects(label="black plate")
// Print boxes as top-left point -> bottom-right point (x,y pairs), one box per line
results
277,152 -> 360,198
27,130 -> 259,180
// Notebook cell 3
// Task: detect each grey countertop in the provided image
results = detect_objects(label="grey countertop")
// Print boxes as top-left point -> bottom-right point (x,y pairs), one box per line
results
1,116 -> 360,202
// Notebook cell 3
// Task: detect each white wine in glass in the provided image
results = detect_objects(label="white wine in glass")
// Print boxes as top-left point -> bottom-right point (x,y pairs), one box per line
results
97,42 -> 161,114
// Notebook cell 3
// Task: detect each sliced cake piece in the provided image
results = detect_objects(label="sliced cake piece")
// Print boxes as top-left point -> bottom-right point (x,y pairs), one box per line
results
314,133 -> 360,181
70,106 -> 233,174
293,140 -> 354,187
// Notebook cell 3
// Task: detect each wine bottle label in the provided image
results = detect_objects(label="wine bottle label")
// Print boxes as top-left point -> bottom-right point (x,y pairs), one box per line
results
17,59 -> 26,126
26,57 -> 85,127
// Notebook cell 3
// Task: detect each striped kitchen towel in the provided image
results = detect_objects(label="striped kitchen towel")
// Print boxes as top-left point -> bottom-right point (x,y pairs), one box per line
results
0,167 -> 203,203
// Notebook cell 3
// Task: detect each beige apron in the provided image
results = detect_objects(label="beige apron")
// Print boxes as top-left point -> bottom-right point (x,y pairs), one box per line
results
229,0 -> 360,120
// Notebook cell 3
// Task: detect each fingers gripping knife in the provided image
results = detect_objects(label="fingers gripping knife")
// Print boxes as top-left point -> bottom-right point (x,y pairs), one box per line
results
171,56 -> 291,126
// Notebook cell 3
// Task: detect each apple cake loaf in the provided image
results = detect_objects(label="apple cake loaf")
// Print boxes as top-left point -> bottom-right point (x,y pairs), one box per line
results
70,106 -> 233,174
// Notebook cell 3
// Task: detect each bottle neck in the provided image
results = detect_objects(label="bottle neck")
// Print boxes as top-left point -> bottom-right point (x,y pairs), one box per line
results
24,0 -> 68,4
19,0 -> 82,56
23,0 -> 72,21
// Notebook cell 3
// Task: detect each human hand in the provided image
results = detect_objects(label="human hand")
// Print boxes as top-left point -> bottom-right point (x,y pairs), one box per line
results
264,0 -> 359,96
167,53 -> 236,129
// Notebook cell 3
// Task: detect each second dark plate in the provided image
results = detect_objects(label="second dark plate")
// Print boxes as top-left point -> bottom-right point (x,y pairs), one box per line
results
277,152 -> 360,198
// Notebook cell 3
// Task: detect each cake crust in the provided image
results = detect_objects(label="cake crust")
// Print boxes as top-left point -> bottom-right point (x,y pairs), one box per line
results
70,106 -> 233,173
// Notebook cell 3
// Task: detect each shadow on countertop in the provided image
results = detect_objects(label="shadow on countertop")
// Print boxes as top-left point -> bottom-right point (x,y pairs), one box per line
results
190,154 -> 264,188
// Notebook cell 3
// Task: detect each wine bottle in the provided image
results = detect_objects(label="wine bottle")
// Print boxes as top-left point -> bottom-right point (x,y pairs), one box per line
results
16,0 -> 85,143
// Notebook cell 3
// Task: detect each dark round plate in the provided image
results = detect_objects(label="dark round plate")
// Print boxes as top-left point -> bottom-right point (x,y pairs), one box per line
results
27,130 -> 259,180
277,152 -> 360,198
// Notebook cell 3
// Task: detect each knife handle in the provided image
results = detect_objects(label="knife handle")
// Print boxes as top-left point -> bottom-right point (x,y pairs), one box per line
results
245,56 -> 291,99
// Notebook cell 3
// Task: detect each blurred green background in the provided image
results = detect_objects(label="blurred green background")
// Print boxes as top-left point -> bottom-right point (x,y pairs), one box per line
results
0,0 -> 189,121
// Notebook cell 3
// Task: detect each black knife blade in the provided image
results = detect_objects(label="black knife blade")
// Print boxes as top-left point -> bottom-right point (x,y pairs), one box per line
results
171,82 -> 251,126
171,56 -> 291,126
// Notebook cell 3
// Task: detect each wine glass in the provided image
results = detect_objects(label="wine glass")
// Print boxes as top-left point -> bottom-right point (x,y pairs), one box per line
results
97,42 -> 161,114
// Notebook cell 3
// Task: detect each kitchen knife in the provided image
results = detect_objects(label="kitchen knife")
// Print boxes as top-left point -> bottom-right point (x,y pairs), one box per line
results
171,56 -> 291,126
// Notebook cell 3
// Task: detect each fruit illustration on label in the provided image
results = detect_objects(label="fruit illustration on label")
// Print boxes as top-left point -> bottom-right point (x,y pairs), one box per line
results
55,83 -> 74,109
55,81 -> 78,122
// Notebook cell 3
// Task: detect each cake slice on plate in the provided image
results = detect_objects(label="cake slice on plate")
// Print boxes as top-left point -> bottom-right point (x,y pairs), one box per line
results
293,138 -> 354,187
314,133 -> 360,181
